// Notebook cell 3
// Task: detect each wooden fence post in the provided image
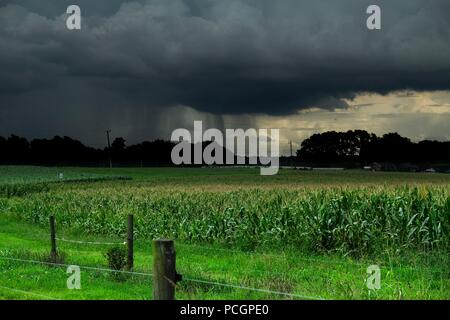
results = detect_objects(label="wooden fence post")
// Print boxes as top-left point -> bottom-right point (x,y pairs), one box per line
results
49,215 -> 57,262
152,239 -> 179,300
127,214 -> 134,270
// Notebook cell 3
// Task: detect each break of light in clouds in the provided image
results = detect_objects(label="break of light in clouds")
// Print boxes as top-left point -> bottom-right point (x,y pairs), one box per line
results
248,91 -> 450,155
0,0 -> 449,151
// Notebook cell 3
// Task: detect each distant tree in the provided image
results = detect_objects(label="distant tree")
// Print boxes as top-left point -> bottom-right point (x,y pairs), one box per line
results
417,140 -> 450,162
296,130 -> 450,165
110,137 -> 126,163
112,137 -> 126,151
0,136 -> 7,162
7,135 -> 30,163
297,130 -> 376,163
127,139 -> 176,166
376,133 -> 414,162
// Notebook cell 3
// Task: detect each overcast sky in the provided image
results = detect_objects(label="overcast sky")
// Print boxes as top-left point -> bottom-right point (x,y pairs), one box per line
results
0,0 -> 449,153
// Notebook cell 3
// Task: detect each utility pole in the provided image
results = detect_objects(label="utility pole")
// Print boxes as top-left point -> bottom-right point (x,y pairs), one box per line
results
106,129 -> 112,168
289,140 -> 294,167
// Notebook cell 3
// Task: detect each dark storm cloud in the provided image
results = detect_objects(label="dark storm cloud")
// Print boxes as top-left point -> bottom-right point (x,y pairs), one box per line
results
0,0 -> 450,118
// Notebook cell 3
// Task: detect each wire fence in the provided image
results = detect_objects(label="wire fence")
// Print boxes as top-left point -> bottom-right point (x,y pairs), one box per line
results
53,235 -> 448,271
51,236 -> 378,281
30,235 -> 449,276
176,243 -> 449,274
0,284 -> 60,300
181,276 -> 325,300
55,237 -> 126,246
0,221 -> 447,300
19,230 -> 448,274
0,256 -> 153,277
0,255 -> 326,300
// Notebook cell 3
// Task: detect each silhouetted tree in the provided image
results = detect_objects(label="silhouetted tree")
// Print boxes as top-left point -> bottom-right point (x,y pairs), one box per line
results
112,137 -> 126,151
6,135 -> 30,163
297,130 -> 449,165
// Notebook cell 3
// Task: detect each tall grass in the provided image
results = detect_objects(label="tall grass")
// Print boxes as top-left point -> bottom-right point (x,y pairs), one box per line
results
4,185 -> 449,256
0,183 -> 50,197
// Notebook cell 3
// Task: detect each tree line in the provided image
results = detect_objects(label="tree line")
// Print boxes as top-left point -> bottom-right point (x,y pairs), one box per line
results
297,130 -> 450,165
0,135 -> 175,166
0,131 -> 448,166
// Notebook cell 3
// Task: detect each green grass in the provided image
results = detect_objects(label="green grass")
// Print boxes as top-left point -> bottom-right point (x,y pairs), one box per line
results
3,165 -> 449,186
0,215 -> 448,300
0,166 -> 132,185
0,166 -> 449,300
0,166 -> 130,197
61,166 -> 450,187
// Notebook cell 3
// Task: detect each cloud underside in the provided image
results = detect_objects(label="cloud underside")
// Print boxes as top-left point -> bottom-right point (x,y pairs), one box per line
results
0,0 -> 449,116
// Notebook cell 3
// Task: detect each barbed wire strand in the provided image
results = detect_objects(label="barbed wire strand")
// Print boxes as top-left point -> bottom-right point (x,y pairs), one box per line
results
179,266 -> 316,280
177,243 -> 374,264
56,237 -> 126,246
0,284 -> 59,300
0,256 -> 153,277
182,276 -> 325,300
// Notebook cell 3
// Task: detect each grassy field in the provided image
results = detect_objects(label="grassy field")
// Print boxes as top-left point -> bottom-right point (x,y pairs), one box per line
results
0,166 -> 132,185
0,166 -> 449,300
0,166 -> 129,197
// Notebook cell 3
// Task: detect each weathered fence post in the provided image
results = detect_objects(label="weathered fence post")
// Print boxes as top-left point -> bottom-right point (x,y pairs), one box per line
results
49,215 -> 57,262
127,214 -> 134,270
152,239 -> 180,300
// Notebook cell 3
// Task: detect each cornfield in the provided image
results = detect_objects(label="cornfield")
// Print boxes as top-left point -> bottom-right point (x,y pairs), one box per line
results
4,185 -> 449,256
